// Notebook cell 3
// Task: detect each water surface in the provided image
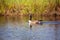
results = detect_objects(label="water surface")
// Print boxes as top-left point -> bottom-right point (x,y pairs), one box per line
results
0,16 -> 60,40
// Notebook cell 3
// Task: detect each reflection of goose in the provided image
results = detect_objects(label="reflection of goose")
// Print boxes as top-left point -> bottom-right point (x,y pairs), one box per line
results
29,14 -> 43,25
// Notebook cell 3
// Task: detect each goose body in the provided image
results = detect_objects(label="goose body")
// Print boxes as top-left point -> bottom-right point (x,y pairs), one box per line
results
29,20 -> 42,25
29,14 -> 43,25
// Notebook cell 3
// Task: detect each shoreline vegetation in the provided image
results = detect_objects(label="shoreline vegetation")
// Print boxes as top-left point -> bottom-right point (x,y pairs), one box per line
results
0,0 -> 60,21
0,0 -> 56,15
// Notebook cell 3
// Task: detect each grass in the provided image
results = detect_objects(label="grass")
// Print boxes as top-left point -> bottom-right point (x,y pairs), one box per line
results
0,0 -> 59,16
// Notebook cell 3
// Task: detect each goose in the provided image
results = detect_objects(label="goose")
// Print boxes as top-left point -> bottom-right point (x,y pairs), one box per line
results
29,14 -> 43,25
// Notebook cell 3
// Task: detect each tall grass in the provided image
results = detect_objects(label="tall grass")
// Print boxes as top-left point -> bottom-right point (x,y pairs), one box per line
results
0,0 -> 59,16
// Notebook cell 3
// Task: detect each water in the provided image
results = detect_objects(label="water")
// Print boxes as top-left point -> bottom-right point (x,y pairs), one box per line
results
0,16 -> 60,40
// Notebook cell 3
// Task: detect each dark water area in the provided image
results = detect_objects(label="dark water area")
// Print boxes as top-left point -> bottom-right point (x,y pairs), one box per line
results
0,16 -> 60,40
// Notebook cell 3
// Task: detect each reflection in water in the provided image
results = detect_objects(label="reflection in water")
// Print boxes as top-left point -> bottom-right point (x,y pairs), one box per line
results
30,25 -> 32,30
0,16 -> 60,40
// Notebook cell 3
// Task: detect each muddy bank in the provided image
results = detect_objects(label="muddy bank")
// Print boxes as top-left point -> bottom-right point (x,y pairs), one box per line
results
0,13 -> 60,21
